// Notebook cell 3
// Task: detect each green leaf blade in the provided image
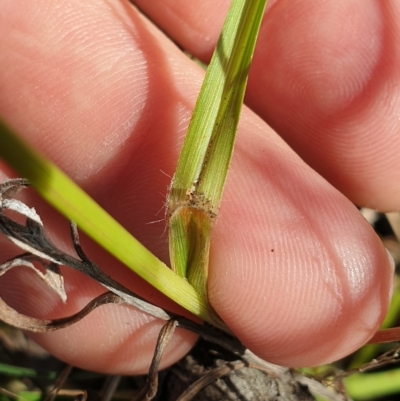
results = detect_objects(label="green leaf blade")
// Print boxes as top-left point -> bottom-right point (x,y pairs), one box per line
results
0,118 -> 212,322
168,0 -> 268,306
169,0 -> 268,213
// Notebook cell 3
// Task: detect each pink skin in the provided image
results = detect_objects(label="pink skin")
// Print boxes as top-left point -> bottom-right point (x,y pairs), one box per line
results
0,0 -> 396,373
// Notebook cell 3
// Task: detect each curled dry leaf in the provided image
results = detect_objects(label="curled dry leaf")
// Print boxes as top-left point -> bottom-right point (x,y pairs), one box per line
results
0,179 -> 171,321
338,346 -> 400,377
0,290 -> 122,332
0,254 -> 66,302
134,319 -> 179,401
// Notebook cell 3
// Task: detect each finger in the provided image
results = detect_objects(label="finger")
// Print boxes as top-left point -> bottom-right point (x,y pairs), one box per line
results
246,0 -> 400,211
0,0 -> 199,375
0,0 -> 393,373
208,126 -> 394,366
134,0 -> 400,211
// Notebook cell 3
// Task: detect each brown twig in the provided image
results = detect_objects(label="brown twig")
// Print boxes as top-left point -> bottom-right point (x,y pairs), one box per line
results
134,320 -> 178,401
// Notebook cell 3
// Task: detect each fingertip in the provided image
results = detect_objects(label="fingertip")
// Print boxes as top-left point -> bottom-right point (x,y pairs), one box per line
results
211,227 -> 393,367
207,150 -> 394,367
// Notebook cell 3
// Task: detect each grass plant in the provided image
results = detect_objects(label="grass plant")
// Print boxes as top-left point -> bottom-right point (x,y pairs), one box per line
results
0,0 -> 400,400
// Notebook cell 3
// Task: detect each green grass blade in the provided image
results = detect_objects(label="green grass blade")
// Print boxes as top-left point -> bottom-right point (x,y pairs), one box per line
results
0,362 -> 102,380
169,0 -> 267,213
0,118 -> 211,322
345,370 -> 400,400
0,362 -> 57,379
16,392 -> 42,401
168,0 -> 268,301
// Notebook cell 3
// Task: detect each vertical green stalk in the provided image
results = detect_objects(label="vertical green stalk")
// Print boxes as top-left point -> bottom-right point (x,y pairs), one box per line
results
168,0 -> 268,310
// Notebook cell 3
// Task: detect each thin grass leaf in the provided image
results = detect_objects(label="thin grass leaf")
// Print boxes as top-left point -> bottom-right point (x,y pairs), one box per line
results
0,363 -> 57,380
168,0 -> 268,302
0,119 -> 211,322
16,392 -> 47,401
345,370 -> 400,400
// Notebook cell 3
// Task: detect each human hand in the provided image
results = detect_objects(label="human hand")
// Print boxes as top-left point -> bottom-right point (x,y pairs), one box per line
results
0,0 -> 396,374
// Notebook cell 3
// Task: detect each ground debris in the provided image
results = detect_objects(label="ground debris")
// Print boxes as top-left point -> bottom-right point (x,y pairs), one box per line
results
160,340 -> 315,401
